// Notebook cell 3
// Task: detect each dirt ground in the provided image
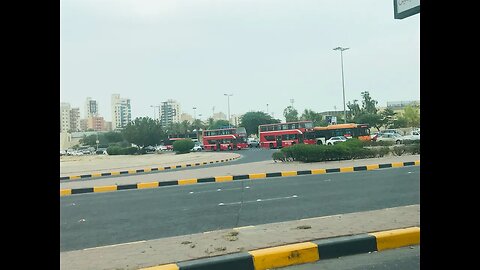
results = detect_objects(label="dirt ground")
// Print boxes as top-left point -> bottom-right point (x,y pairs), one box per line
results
60,152 -> 241,175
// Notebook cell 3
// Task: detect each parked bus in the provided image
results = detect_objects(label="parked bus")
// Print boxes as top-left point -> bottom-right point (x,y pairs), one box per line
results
162,132 -> 199,150
258,120 -> 315,149
312,123 -> 371,145
202,127 -> 248,151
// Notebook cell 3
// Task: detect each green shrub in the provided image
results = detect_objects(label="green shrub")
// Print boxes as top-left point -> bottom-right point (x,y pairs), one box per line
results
406,143 -> 420,154
272,151 -> 287,162
173,139 -> 195,154
375,147 -> 390,157
403,139 -> 421,145
106,145 -> 122,155
122,146 -> 138,155
363,140 -> 395,147
343,138 -> 363,149
392,145 -> 407,156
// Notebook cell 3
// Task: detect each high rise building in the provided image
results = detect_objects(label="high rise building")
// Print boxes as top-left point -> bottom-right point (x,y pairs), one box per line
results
85,97 -> 99,118
111,94 -> 132,130
60,103 -> 81,133
159,99 -> 181,128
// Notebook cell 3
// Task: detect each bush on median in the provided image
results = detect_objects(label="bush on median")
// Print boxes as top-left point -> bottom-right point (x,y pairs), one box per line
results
173,139 -> 195,154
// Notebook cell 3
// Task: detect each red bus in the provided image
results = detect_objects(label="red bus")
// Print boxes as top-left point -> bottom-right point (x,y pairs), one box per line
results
312,123 -> 371,145
258,121 -> 315,149
162,133 -> 199,150
202,127 -> 248,151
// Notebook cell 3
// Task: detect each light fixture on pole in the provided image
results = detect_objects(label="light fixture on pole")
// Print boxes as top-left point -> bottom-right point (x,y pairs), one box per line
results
193,107 -> 197,120
333,46 -> 349,123
224,93 -> 233,127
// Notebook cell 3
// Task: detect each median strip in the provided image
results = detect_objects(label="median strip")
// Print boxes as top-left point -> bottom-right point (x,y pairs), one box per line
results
60,160 -> 419,196
60,155 -> 241,181
137,226 -> 420,270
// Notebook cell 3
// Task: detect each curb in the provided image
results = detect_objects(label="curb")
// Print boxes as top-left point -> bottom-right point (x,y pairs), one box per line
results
60,155 -> 242,181
60,160 -> 420,196
139,227 -> 420,270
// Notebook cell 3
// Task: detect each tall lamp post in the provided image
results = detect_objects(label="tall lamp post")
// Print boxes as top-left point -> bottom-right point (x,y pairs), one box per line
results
193,107 -> 197,121
224,93 -> 233,127
333,46 -> 349,123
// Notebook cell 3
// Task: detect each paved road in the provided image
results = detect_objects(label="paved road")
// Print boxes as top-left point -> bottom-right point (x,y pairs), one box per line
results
60,166 -> 419,251
278,245 -> 420,270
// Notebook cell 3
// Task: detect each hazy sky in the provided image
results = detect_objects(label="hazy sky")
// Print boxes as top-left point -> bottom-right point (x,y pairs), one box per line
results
60,0 -> 419,122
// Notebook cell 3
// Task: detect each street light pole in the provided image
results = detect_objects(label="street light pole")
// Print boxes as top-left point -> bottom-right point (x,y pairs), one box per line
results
333,46 -> 349,123
193,107 -> 197,121
224,93 -> 233,127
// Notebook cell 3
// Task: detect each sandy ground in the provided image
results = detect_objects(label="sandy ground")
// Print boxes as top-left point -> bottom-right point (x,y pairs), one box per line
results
60,152 -> 241,175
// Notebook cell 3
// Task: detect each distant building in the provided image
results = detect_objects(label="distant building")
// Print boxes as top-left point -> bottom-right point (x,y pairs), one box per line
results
85,97 -> 99,118
231,114 -> 242,126
180,113 -> 193,123
60,103 -> 81,132
159,99 -> 181,128
386,100 -> 420,110
212,112 -> 227,121
87,116 -> 105,131
104,121 -> 112,131
80,119 -> 88,131
111,94 -> 132,130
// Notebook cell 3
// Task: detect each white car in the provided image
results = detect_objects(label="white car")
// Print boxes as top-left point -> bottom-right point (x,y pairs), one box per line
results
191,142 -> 204,152
376,133 -> 403,144
156,145 -> 168,151
326,136 -> 347,145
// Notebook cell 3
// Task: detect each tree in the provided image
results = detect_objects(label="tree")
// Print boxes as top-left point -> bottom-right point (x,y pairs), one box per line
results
104,132 -> 124,143
392,117 -> 409,128
121,117 -> 164,147
402,105 -> 420,128
361,91 -> 378,114
79,134 -> 97,146
209,119 -> 231,130
300,109 -> 325,126
380,108 -> 397,129
239,111 -> 280,135
347,100 -> 361,121
355,113 -> 383,131
283,106 -> 298,122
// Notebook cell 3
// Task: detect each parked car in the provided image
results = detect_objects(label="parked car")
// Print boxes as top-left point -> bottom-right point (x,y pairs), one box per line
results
156,145 -> 168,151
191,142 -> 204,152
326,136 -> 347,145
247,138 -> 260,148
402,130 -> 420,141
381,129 -> 404,136
376,133 -> 403,144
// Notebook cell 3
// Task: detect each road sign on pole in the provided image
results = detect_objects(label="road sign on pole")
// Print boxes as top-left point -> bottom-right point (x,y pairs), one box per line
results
394,0 -> 420,19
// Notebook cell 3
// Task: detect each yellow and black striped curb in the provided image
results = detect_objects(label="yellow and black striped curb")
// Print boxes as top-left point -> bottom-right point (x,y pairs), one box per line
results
60,155 -> 241,181
139,226 -> 420,270
60,160 -> 419,196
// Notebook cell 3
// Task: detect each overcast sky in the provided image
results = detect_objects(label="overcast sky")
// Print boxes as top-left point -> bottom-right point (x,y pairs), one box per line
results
60,0 -> 419,122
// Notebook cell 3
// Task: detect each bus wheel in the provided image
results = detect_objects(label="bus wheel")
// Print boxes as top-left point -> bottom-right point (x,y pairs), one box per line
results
228,145 -> 232,150
317,141 -> 323,145
269,143 -> 274,149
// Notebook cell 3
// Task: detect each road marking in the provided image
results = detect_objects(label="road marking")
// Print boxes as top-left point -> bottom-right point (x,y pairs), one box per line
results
188,187 -> 251,194
233,225 -> 255,230
324,179 -> 331,182
219,195 -> 298,206
83,240 -> 147,251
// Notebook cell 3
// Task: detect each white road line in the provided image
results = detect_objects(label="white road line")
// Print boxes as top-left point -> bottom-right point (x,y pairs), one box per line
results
189,187 -> 250,194
219,195 -> 298,206
83,240 -> 146,251
233,225 -> 255,230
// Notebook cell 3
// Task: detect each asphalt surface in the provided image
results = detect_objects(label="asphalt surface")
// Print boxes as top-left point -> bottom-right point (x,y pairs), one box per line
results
278,245 -> 420,270
60,166 -> 420,252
